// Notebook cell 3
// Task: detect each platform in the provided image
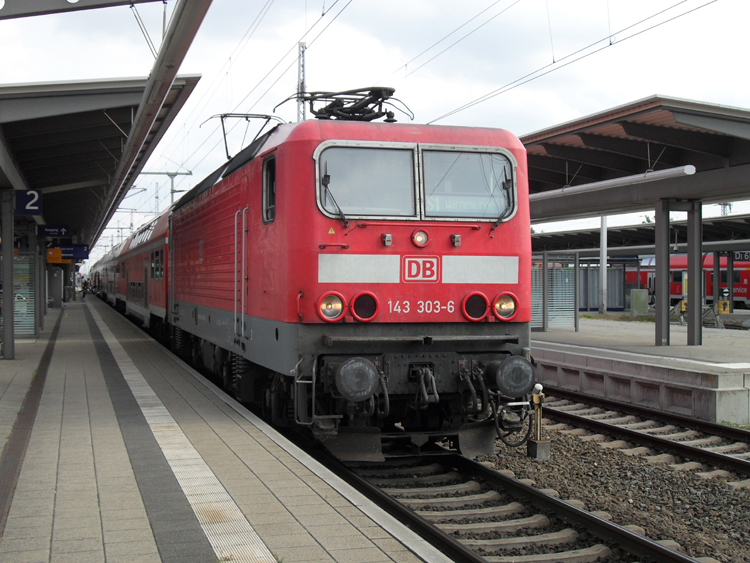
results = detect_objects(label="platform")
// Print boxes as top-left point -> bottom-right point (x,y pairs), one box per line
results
532,314 -> 750,425
0,297 -> 452,563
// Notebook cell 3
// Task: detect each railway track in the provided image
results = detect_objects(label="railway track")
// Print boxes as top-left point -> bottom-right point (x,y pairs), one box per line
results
335,453 -> 700,563
543,387 -> 750,484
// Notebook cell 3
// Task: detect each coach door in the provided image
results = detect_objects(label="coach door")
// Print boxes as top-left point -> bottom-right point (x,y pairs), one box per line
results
234,206 -> 249,338
143,262 -> 149,309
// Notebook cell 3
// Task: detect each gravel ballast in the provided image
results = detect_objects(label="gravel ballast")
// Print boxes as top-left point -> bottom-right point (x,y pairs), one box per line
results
480,432 -> 750,562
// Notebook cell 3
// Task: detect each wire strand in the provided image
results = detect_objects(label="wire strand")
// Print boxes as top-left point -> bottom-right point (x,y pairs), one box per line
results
429,0 -> 715,124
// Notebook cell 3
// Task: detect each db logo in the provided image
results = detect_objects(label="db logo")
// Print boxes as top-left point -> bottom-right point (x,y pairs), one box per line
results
402,256 -> 440,283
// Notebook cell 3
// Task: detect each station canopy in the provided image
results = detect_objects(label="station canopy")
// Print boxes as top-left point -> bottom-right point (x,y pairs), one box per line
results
522,95 -> 750,223
532,213 -> 750,256
0,76 -> 199,248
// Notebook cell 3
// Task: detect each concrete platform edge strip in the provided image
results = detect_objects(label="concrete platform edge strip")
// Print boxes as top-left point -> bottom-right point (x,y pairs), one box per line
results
89,306 -> 277,563
166,346 -> 455,563
532,340 -> 750,371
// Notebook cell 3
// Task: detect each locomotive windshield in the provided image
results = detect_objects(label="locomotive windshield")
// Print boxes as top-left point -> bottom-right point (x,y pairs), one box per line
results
319,147 -> 416,217
423,150 -> 513,219
315,143 -> 516,221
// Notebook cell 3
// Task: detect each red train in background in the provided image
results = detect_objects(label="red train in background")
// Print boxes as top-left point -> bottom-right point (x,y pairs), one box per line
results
626,254 -> 750,308
90,89 -> 537,461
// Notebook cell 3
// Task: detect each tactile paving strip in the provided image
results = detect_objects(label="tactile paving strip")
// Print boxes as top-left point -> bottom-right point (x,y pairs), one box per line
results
90,307 -> 276,563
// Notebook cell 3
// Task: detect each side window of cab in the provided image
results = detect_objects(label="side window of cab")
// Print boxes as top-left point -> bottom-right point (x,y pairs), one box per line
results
262,156 -> 276,224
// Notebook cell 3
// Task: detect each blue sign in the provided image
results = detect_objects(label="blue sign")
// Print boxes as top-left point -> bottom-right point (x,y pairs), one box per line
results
16,190 -> 42,215
38,225 -> 71,238
59,246 -> 89,260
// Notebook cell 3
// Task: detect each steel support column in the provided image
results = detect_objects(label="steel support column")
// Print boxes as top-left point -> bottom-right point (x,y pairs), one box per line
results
2,190 -> 14,359
686,201 -> 702,345
599,216 -> 607,313
28,223 -> 38,336
573,252 -> 581,332
542,251 -> 549,332
38,239 -> 45,330
728,252 -> 735,313
655,199 -> 670,346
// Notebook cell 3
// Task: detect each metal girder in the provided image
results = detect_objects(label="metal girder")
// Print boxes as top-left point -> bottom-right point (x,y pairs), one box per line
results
620,121 -> 732,158
672,111 -> 750,142
578,133 -> 682,168
542,142 -> 642,174
541,239 -> 750,258
0,91 -> 142,124
0,0 -> 161,20
39,179 -> 107,194
14,137 -> 124,165
0,127 -> 29,191
527,153 -> 603,181
531,161 -> 750,222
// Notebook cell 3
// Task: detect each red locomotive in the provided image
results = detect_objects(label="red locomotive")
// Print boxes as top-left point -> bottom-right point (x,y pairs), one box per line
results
91,89 -> 536,461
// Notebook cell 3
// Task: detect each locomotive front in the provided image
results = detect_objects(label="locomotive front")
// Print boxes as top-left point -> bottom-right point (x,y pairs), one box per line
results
283,120 -> 536,461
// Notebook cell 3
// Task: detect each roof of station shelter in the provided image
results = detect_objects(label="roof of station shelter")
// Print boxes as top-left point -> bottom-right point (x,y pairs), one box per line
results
0,76 -> 199,248
532,213 -> 750,256
521,95 -> 750,223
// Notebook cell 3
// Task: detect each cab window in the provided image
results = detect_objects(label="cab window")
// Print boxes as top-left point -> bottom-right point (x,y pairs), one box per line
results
262,156 -> 276,224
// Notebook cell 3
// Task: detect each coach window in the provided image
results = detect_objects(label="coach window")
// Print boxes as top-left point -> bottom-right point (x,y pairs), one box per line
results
317,146 -> 415,218
422,149 -> 515,220
262,156 -> 276,224
720,271 -> 740,284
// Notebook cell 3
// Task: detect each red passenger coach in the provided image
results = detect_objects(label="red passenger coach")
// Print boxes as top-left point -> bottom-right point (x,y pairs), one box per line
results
96,89 -> 537,461
92,213 -> 169,330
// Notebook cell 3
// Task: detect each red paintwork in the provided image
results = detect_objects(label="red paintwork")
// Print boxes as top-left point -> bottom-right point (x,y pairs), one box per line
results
169,120 -> 531,326
625,255 -> 750,305
92,210 -> 169,317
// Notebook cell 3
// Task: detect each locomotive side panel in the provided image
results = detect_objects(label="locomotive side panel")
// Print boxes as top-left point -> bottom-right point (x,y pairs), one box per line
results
172,174 -> 245,310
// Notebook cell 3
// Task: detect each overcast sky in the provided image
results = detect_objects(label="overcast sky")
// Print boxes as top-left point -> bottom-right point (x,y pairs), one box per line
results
1,0 -> 747,263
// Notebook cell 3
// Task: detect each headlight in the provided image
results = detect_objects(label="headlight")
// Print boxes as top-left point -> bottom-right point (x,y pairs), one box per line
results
493,293 -> 518,320
491,355 -> 535,398
317,292 -> 346,322
335,357 -> 380,402
411,229 -> 430,248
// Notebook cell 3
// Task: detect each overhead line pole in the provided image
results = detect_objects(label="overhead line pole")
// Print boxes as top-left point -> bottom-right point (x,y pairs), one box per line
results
297,42 -> 307,122
139,171 -> 193,205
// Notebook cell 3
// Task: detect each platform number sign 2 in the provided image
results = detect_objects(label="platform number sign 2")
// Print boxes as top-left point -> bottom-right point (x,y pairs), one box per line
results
16,190 -> 42,216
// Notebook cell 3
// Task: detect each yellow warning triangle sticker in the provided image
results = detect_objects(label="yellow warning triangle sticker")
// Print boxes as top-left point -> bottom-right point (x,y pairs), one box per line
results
328,228 -> 336,235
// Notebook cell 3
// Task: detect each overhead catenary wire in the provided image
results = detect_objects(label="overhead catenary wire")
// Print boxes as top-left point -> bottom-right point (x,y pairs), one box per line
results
164,0 -> 353,187
243,0 -> 355,113
402,0 -> 522,80
154,0 -> 277,161
428,0 -> 718,124
375,0 -> 521,85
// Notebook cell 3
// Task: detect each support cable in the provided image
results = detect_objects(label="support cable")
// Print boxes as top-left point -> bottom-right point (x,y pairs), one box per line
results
131,3 -> 158,58
429,0 -> 717,124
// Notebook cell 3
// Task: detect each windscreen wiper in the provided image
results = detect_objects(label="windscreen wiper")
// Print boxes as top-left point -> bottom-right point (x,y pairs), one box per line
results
321,165 -> 349,228
490,168 -> 513,232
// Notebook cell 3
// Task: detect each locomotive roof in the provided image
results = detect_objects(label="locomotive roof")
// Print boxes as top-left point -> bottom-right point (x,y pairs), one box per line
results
280,119 -> 524,149
172,119 -> 525,212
